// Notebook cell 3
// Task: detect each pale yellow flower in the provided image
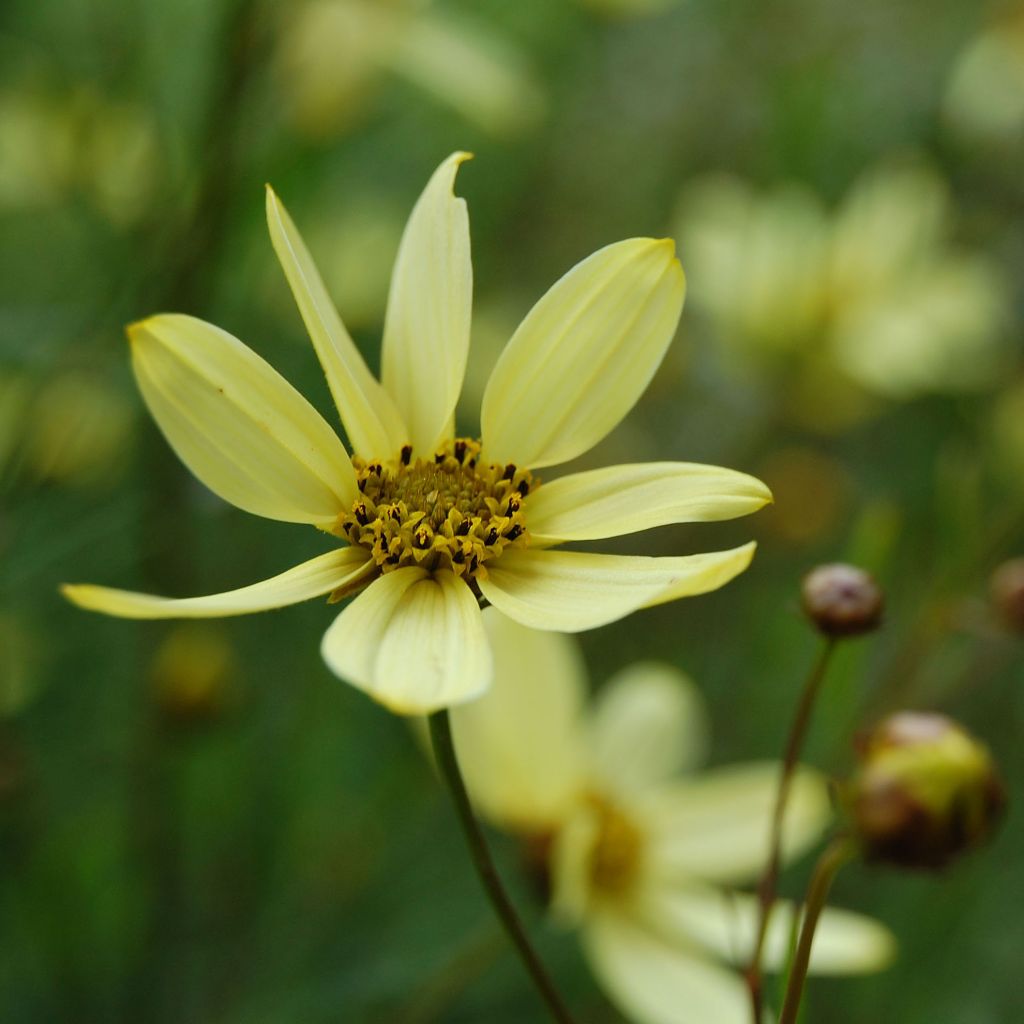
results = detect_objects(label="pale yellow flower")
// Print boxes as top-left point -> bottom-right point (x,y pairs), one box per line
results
275,0 -> 544,139
678,159 -> 1009,402
944,12 -> 1024,148
63,153 -> 769,714
452,613 -> 896,1023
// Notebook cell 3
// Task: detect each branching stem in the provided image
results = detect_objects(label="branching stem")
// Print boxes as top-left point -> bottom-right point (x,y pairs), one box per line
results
778,837 -> 857,1024
746,637 -> 837,1021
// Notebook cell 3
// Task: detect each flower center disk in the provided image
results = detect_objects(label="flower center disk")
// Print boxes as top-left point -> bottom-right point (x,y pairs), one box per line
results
588,793 -> 644,896
337,438 -> 534,581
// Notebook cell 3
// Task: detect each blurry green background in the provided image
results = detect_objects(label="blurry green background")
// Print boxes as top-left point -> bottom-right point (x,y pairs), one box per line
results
1,0 -> 1022,1020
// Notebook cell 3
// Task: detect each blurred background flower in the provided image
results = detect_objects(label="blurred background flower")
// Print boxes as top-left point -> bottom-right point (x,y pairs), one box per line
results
677,157 -> 1012,427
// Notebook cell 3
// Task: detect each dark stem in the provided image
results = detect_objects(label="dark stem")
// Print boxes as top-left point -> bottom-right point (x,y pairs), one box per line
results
778,837 -> 857,1024
746,637 -> 837,1022
427,710 -> 578,1024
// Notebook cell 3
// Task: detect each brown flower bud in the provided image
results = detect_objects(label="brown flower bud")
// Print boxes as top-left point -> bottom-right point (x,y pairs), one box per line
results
801,563 -> 883,637
990,557 -> 1024,633
848,711 -> 1006,870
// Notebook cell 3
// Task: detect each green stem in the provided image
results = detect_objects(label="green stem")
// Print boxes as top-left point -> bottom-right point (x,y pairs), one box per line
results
778,838 -> 857,1024
747,637 -> 837,1022
427,710 -> 578,1024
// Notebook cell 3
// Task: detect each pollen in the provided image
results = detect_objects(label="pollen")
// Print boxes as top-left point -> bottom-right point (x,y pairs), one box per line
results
587,793 -> 645,896
336,437 -> 535,583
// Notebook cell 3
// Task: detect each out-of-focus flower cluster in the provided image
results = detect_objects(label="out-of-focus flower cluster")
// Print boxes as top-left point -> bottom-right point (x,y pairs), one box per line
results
677,159 -> 1010,423
0,85 -> 161,227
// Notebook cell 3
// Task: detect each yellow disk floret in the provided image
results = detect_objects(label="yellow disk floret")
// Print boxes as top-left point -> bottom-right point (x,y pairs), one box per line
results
337,438 -> 535,582
587,793 -> 645,897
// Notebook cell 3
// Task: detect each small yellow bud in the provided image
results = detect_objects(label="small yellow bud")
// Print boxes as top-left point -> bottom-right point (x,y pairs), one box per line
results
150,625 -> 238,725
990,557 -> 1024,633
801,563 -> 883,637
849,711 -> 1006,870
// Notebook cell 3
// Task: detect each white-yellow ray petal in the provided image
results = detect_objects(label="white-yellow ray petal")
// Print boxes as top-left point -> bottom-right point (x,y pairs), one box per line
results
61,547 -> 374,620
129,314 -> 356,525
634,883 -> 896,976
478,544 -> 756,633
266,185 -> 408,459
321,567 -> 491,714
582,909 -> 751,1024
481,238 -> 685,470
450,609 -> 588,830
381,152 -> 472,456
642,763 -> 831,886
589,663 -> 709,796
525,462 -> 771,544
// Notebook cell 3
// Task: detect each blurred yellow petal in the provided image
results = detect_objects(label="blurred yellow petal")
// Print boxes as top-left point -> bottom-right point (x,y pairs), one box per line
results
450,610 -> 588,830
61,547 -> 373,620
266,185 -> 408,459
589,662 -> 709,795
381,152 -> 473,456
481,238 -> 685,469
642,763 -> 831,885
321,567 -> 490,713
635,883 -> 896,976
129,314 -> 356,525
582,909 -> 751,1024
392,13 -> 545,137
479,544 -> 756,632
525,462 -> 771,544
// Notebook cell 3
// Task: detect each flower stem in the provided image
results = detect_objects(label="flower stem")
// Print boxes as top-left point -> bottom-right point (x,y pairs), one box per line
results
778,837 -> 857,1024
427,710 -> 578,1024
746,637 -> 837,1022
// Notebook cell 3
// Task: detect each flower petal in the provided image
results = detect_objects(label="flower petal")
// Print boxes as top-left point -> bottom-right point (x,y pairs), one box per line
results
582,908 -> 751,1024
478,544 -> 756,633
642,763 -> 831,885
266,185 -> 408,459
589,663 -> 709,796
480,238 -> 685,470
60,547 -> 374,619
381,152 -> 473,456
321,567 -> 491,713
450,610 -> 588,830
129,314 -> 356,525
525,462 -> 771,544
635,883 -> 896,976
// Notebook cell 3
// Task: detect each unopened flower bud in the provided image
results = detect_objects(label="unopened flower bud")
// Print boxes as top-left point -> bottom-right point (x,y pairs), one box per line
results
848,711 -> 1006,870
990,557 -> 1024,633
150,624 -> 238,725
801,563 -> 883,637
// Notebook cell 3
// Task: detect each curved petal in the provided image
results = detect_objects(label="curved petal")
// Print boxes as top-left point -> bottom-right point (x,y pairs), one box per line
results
589,663 -> 709,796
450,610 -> 588,830
266,186 -> 408,459
636,883 -> 896,976
321,567 -> 491,714
129,314 -> 356,525
478,544 -> 756,633
381,152 -> 473,456
582,908 -> 751,1024
480,238 -> 685,470
525,462 -> 771,544
642,763 -> 832,886
61,547 -> 374,619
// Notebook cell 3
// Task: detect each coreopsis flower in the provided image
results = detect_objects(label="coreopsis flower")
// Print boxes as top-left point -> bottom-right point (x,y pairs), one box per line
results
62,153 -> 770,714
275,0 -> 544,140
451,613 -> 896,1023
678,159 -> 1009,410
